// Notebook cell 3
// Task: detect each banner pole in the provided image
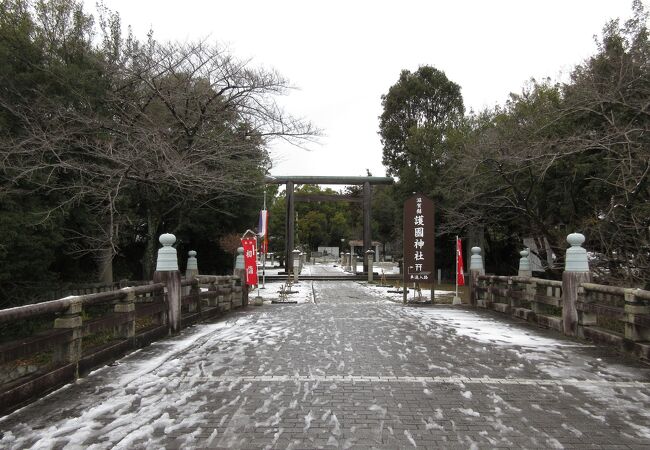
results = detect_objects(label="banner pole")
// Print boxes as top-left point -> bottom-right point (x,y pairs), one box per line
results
455,235 -> 459,299
262,189 -> 267,289
256,235 -> 260,297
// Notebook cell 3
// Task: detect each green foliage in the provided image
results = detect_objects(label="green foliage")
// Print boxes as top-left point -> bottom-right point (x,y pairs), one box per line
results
295,186 -> 354,248
437,2 -> 650,284
379,66 -> 465,195
0,0 -> 313,305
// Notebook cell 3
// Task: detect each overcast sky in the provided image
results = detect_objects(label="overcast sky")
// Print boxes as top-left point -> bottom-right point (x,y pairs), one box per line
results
86,0 -> 642,178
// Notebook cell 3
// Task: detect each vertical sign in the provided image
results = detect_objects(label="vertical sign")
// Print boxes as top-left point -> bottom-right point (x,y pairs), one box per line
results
403,193 -> 434,303
456,237 -> 465,286
241,238 -> 258,286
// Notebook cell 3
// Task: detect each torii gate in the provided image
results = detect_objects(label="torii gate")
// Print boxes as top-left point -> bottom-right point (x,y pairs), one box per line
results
265,176 -> 394,274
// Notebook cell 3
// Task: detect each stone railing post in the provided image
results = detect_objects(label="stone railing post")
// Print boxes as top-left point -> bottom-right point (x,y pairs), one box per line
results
153,233 -> 182,335
518,249 -> 532,277
577,285 -> 596,337
208,278 -> 218,308
228,277 -> 236,310
185,251 -> 199,312
233,247 -> 249,307
624,289 -> 650,342
115,287 -> 136,342
505,277 -> 520,314
345,252 -> 351,271
527,280 -> 539,314
351,254 -> 357,274
469,247 -> 484,306
486,277 -> 495,307
190,278 -> 202,316
292,249 -> 301,282
53,297 -> 83,376
366,250 -> 375,282
562,233 -> 591,336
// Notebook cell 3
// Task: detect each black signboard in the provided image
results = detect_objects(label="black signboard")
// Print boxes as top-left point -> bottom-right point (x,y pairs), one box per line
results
403,193 -> 434,303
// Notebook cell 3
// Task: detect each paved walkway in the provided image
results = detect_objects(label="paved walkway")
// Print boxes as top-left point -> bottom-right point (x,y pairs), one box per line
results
1,269 -> 650,449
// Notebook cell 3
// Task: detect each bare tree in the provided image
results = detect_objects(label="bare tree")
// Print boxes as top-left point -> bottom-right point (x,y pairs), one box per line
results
0,19 -> 318,279
440,6 -> 649,286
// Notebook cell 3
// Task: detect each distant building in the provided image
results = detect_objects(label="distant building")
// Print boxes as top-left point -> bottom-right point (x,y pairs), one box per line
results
347,240 -> 382,261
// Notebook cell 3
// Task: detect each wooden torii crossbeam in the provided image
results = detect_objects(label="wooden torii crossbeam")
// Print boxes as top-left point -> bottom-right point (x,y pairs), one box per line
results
264,176 -> 394,274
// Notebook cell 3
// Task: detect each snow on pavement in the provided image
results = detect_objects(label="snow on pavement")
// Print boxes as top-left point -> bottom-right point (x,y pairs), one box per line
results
1,265 -> 649,449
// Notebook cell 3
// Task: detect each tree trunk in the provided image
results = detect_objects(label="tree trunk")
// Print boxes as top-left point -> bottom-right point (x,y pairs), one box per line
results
143,210 -> 160,280
97,247 -> 114,284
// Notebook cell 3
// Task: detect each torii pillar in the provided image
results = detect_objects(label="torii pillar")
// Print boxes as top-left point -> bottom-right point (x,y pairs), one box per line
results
266,176 -> 393,275
286,180 -> 295,274
363,181 -> 372,273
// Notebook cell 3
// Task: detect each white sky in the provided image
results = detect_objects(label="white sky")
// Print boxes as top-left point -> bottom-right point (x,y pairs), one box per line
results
86,0 -> 642,178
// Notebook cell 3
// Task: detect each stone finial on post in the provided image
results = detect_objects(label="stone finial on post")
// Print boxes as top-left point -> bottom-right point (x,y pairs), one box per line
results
518,248 -> 532,277
156,233 -> 178,271
366,250 -> 375,282
469,247 -> 485,307
186,250 -> 198,273
153,233 -> 182,335
185,251 -> 199,312
562,233 -> 591,336
234,247 -> 245,270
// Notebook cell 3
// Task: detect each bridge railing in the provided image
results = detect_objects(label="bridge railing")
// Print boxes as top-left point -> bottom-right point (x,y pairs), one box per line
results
469,235 -> 650,361
0,235 -> 247,416
475,276 -> 564,331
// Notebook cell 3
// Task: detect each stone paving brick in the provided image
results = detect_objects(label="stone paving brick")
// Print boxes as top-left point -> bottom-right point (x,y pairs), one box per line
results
1,277 -> 650,448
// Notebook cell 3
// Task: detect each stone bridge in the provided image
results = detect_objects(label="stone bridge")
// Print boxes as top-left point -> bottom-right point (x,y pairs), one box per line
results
1,235 -> 649,449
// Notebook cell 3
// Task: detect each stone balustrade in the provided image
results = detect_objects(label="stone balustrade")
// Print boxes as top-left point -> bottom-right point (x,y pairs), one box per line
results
471,233 -> 650,361
0,234 -> 247,416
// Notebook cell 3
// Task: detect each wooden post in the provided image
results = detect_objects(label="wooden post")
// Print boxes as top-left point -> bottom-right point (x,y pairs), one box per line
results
469,247 -> 484,307
153,233 -> 182,335
562,233 -> 591,337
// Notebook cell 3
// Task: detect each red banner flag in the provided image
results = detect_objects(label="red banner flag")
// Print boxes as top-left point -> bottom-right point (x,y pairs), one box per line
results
241,237 -> 258,286
457,237 -> 465,286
